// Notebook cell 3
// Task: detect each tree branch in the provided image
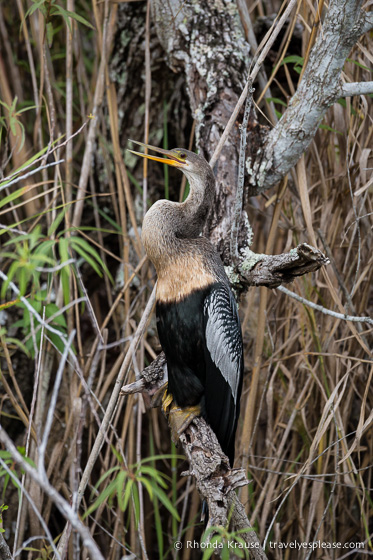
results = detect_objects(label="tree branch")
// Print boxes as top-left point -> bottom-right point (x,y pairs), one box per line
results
0,533 -> 13,560
339,81 -> 373,97
277,285 -> 373,327
360,9 -> 373,34
246,0 -> 372,193
231,243 -> 329,291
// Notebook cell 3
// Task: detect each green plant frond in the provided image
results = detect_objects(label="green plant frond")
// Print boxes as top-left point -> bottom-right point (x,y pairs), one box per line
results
57,236 -> 70,261
1,261 -> 20,297
131,483 -> 140,526
4,337 -> 31,357
115,470 -> 130,511
64,225 -> 120,236
51,6 -> 95,30
90,466 -> 122,494
59,271 -> 70,310
24,0 -> 46,21
120,479 -> 134,513
33,240 -> 56,256
280,55 -> 304,67
84,478 -> 118,519
69,237 -> 113,282
136,466 -> 169,488
0,134 -> 65,191
0,186 -> 30,209
235,527 -> 255,535
0,251 -> 19,261
266,97 -> 288,107
47,209 -> 68,236
135,453 -> 184,465
137,476 -> 154,501
346,58 -> 373,72
29,254 -> 55,265
150,483 -> 180,521
74,248 -> 103,277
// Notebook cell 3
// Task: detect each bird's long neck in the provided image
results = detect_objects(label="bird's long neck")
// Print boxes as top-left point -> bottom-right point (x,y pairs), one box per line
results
141,167 -> 215,271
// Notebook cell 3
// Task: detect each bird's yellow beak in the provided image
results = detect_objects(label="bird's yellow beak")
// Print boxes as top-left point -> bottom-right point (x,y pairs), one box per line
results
127,140 -> 186,167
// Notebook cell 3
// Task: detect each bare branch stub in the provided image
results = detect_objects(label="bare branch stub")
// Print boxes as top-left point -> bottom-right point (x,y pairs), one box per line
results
235,243 -> 329,291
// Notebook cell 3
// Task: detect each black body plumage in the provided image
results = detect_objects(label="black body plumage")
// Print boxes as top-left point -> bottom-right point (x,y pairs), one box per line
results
157,282 -> 243,465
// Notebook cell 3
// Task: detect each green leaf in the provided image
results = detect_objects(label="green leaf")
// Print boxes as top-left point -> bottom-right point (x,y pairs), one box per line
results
46,21 -> 54,48
84,478 -> 118,518
51,5 -> 95,30
68,237 -> 101,261
4,337 -> 31,357
45,304 -> 67,328
0,186 -> 29,209
1,261 -> 18,297
9,117 -> 17,137
24,0 -> 46,20
70,237 -> 113,282
137,476 -> 154,501
136,453 -> 183,465
58,237 -> 70,264
120,479 -> 134,513
93,208 -> 123,232
91,466 -> 122,493
29,253 -> 55,265
3,229 -> 40,247
346,58 -> 373,72
265,97 -> 288,108
64,8 -> 95,30
281,55 -> 304,67
73,245 -> 102,277
138,466 -> 168,488
319,124 -> 342,135
34,240 -> 55,257
131,483 -> 140,526
151,483 -> 180,521
48,208 -> 68,236
116,471 -> 130,511
60,267 -> 70,307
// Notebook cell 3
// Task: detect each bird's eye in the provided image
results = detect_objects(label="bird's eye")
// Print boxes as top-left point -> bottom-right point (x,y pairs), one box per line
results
178,152 -> 186,159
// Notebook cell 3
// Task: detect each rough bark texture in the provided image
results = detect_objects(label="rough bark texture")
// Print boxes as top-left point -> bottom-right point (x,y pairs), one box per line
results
233,243 -> 329,292
110,2 -> 193,197
0,533 -> 12,560
151,0 -> 253,262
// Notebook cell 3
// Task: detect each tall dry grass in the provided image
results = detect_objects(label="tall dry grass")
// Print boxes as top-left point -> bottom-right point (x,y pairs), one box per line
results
0,1 -> 372,559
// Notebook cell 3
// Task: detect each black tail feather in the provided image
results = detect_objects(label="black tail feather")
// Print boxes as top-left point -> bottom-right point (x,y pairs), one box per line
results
201,499 -> 209,527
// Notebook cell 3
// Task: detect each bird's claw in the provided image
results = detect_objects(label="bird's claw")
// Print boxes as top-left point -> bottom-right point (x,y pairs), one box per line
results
161,388 -> 174,413
161,390 -> 201,444
168,404 -> 201,444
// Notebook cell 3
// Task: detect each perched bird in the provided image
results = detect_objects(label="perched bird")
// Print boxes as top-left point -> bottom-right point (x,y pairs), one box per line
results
128,140 -> 243,468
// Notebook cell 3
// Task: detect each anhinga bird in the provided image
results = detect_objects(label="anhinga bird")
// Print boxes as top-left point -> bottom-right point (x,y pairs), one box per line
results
129,140 -> 243,468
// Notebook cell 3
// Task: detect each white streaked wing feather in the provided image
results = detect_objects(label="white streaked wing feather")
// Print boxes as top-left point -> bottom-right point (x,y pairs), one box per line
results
204,286 -> 242,403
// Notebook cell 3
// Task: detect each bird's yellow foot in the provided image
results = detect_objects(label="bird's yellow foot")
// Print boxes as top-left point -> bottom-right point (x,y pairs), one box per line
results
160,390 -> 201,444
150,383 -> 169,408
161,388 -> 174,414
168,404 -> 201,444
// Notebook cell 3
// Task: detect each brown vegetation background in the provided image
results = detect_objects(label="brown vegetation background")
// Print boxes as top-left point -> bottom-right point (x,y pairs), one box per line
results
0,0 -> 372,559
